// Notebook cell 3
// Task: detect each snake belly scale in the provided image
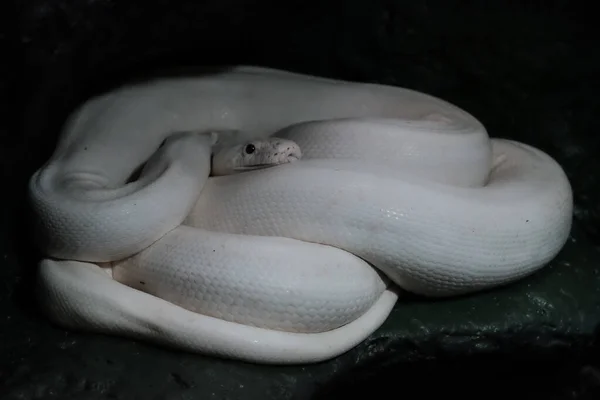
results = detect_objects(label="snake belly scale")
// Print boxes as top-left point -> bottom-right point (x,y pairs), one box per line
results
28,66 -> 573,364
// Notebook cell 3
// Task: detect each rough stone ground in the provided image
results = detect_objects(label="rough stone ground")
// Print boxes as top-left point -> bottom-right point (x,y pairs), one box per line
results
1,1 -> 599,399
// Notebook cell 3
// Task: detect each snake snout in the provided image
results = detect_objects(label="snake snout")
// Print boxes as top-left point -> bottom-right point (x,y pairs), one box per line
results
273,141 -> 302,164
286,146 -> 302,161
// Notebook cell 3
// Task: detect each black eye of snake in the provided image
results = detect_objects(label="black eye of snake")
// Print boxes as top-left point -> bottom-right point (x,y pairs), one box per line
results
245,144 -> 255,154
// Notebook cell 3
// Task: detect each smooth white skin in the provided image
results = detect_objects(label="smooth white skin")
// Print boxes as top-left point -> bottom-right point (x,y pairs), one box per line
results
28,66 -> 573,364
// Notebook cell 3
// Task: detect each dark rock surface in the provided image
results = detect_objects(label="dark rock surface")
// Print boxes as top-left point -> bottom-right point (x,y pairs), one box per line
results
2,1 -> 599,399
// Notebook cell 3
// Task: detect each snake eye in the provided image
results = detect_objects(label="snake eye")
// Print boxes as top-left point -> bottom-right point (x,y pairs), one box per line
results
245,144 -> 255,154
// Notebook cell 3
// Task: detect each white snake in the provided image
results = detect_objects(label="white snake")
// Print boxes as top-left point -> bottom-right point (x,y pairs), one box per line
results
28,66 -> 573,364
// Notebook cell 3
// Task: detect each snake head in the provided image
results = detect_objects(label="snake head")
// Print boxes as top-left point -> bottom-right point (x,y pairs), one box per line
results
211,137 -> 302,176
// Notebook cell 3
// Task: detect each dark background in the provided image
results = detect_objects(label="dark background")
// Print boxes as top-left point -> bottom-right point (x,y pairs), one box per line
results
1,1 -> 599,399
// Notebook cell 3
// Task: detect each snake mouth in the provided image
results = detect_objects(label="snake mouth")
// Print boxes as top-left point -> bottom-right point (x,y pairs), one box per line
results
233,156 -> 300,172
233,164 -> 281,172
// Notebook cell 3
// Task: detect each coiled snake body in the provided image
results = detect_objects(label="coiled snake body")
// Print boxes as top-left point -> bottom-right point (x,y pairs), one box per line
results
29,66 -> 573,364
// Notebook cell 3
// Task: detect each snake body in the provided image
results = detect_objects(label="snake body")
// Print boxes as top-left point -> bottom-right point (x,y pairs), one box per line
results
29,66 -> 573,364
